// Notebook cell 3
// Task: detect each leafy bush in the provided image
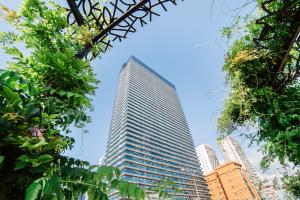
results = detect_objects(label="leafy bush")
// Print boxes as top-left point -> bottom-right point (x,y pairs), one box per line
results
218,0 -> 300,197
0,0 -> 145,199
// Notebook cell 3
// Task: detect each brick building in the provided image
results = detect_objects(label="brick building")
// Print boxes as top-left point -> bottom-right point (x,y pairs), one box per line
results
205,161 -> 261,200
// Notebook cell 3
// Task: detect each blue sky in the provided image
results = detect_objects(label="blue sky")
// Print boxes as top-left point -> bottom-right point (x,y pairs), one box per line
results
0,0 -> 268,172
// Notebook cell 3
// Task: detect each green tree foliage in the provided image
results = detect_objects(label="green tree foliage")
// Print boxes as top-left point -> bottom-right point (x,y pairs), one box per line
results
218,0 -> 300,197
148,178 -> 181,199
0,0 -> 145,199
283,170 -> 300,199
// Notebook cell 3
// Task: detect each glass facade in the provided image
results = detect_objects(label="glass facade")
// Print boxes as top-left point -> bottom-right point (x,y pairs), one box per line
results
105,56 -> 210,199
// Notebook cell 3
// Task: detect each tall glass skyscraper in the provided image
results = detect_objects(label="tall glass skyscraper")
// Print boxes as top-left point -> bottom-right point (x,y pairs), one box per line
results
105,56 -> 210,199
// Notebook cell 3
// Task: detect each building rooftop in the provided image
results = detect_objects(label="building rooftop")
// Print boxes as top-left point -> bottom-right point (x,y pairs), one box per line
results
121,56 -> 176,89
205,161 -> 243,176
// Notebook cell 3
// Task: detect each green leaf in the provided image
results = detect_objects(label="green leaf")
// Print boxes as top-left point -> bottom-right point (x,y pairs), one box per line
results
0,156 -> 5,164
66,92 -> 75,98
4,46 -> 23,58
20,140 -> 48,150
127,183 -> 136,197
43,176 -> 61,194
106,166 -> 113,181
18,154 -> 31,162
49,114 -> 60,119
136,189 -> 145,199
29,107 -> 40,116
118,181 -> 128,197
0,69 -> 10,81
14,161 -> 28,170
6,76 -> 19,89
29,140 -> 48,150
1,85 -> 21,106
111,179 -> 119,189
0,31 -> 18,44
97,166 -> 107,179
19,82 -> 29,93
25,181 -> 42,200
114,167 -> 121,177
32,154 -> 53,167
14,154 -> 31,170
58,90 -> 66,96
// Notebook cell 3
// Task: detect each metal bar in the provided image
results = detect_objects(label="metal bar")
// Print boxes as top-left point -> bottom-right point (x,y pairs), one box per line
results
66,0 -> 85,25
76,0 -> 150,59
276,27 -> 300,75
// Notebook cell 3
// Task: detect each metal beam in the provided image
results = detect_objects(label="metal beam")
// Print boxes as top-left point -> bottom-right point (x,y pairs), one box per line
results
76,0 -> 150,59
276,27 -> 300,74
66,0 -> 181,59
66,0 -> 85,26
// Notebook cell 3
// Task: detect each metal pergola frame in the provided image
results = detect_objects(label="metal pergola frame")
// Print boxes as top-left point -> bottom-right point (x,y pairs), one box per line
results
66,0 -> 299,87
66,0 -> 182,59
253,0 -> 300,88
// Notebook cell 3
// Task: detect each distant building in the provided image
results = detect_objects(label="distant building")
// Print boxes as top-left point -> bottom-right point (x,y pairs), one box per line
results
260,183 -> 278,200
205,161 -> 261,200
219,136 -> 258,184
196,144 -> 220,175
104,56 -> 210,199
98,156 -> 105,166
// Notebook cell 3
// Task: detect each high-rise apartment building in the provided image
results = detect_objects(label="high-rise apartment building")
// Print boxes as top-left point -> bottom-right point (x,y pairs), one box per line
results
205,161 -> 261,200
260,183 -> 278,200
218,136 -> 258,183
195,144 -> 220,175
104,56 -> 210,199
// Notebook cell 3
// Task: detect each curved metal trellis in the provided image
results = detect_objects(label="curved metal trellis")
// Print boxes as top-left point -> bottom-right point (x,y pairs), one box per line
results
66,0 -> 183,59
253,0 -> 300,88
275,29 -> 300,88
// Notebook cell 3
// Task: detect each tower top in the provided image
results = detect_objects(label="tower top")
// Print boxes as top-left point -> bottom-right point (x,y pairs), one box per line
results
121,55 -> 176,89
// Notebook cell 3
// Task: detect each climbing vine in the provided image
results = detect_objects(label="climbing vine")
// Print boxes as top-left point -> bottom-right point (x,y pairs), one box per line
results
218,0 -> 300,197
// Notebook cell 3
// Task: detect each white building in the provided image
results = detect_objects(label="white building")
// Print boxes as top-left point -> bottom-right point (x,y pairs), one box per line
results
195,144 -> 220,175
260,183 -> 278,200
218,136 -> 257,180
98,156 -> 105,166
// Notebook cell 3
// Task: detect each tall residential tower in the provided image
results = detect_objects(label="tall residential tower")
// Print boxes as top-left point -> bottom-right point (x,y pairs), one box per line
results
196,144 -> 220,175
218,136 -> 257,182
105,56 -> 210,199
